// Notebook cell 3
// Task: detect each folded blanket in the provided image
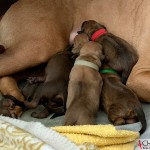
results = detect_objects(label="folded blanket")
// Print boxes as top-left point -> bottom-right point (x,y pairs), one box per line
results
0,116 -> 79,150
0,116 -> 139,150
52,125 -> 139,150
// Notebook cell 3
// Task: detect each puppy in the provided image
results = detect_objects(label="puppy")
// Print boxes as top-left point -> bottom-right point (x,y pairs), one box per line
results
24,51 -> 75,119
80,20 -> 138,84
0,95 -> 24,118
100,65 -> 147,134
72,33 -> 89,54
64,41 -> 103,125
0,97 -> 15,117
22,81 -> 40,102
22,81 -> 64,119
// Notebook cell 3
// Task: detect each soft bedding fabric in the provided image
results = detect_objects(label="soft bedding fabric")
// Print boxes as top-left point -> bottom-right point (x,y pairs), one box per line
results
0,81 -> 150,150
0,116 -> 139,150
19,102 -> 150,150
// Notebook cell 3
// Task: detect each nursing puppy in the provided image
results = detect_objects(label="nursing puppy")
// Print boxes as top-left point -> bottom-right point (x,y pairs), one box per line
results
64,41 -> 103,125
80,20 -> 138,84
22,80 -> 64,119
72,33 -> 89,54
100,65 -> 147,134
22,81 -> 40,102
24,51 -> 75,118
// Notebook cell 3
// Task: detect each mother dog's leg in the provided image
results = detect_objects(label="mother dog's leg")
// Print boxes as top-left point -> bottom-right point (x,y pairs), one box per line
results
0,76 -> 24,102
0,41 -> 66,76
127,19 -> 150,103
127,56 -> 150,103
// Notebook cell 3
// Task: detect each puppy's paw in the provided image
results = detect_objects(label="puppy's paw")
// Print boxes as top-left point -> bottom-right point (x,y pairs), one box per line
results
31,111 -> 47,119
24,101 -> 38,108
31,108 -> 50,119
108,104 -> 138,125
31,112 -> 40,118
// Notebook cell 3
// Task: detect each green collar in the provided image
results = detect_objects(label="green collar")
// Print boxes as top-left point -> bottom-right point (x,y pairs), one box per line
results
99,69 -> 118,74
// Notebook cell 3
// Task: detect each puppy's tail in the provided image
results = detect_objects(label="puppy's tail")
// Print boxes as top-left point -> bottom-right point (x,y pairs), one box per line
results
0,45 -> 5,54
134,105 -> 147,135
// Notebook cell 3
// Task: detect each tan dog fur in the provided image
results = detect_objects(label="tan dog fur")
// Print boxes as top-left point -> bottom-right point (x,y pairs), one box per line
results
72,33 -> 89,54
0,0 -> 150,102
0,76 -> 24,102
64,41 -> 103,125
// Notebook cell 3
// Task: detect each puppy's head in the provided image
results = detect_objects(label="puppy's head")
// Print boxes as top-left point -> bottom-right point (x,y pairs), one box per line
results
72,33 -> 89,54
79,20 -> 107,38
0,98 -> 15,109
80,41 -> 104,66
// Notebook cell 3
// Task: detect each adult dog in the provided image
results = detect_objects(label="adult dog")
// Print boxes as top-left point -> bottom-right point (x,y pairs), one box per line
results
0,0 -> 18,19
0,0 -> 150,102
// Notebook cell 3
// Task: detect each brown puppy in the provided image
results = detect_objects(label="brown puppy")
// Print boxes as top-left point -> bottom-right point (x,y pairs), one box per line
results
22,81 -> 64,119
24,51 -> 75,119
22,81 -> 40,102
0,95 -> 24,118
22,81 -> 61,118
80,20 -> 138,84
64,41 -> 103,125
100,65 -> 146,134
0,97 -> 15,117
72,33 -> 89,54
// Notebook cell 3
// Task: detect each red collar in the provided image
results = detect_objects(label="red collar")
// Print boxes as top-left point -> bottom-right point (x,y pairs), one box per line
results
91,28 -> 107,41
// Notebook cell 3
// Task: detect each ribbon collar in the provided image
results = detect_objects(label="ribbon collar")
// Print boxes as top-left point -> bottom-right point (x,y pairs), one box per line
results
100,69 -> 118,74
74,60 -> 99,71
91,28 -> 107,41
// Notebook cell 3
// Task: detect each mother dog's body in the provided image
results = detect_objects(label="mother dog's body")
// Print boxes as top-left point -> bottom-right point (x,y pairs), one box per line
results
0,0 -> 150,102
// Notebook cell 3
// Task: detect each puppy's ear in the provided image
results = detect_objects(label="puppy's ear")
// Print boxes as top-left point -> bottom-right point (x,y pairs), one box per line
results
81,21 -> 87,28
78,21 -> 88,34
